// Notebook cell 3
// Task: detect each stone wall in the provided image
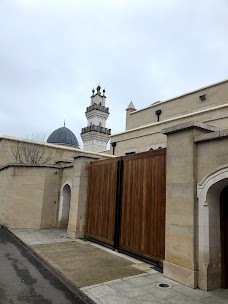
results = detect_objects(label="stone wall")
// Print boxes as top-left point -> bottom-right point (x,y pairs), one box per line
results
111,105 -> 227,155
196,132 -> 228,290
163,122 -> 228,290
67,155 -> 100,238
0,138 -> 79,167
126,80 -> 228,130
0,165 -> 61,228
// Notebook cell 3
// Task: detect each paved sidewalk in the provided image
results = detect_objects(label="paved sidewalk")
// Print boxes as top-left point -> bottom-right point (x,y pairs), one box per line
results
10,228 -> 74,245
82,272 -> 228,304
10,228 -> 228,304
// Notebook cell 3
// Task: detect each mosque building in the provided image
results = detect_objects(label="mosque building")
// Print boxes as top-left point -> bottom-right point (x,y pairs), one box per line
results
0,80 -> 228,291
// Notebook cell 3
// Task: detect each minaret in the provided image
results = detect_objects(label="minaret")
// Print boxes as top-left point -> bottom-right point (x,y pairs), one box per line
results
81,85 -> 111,152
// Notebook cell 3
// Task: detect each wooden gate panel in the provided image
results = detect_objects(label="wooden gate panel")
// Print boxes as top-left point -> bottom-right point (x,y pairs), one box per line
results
119,150 -> 166,261
85,158 -> 118,246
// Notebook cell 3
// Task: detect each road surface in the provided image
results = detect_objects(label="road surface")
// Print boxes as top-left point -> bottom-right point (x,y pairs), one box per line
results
0,227 -> 94,304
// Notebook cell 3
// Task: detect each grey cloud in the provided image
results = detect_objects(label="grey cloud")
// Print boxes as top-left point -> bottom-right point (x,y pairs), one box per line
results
0,0 -> 227,145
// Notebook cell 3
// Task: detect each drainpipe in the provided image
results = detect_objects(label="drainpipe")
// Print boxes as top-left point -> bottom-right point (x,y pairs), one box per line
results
155,109 -> 162,122
111,142 -> 116,155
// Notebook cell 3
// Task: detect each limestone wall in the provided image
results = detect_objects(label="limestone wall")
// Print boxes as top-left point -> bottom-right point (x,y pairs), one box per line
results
111,105 -> 228,156
67,156 -> 100,238
61,166 -> 73,186
0,168 -> 10,226
41,167 -> 62,228
0,165 -> 61,228
126,80 -> 228,130
196,136 -> 228,183
163,123 -> 228,290
163,126 -> 208,288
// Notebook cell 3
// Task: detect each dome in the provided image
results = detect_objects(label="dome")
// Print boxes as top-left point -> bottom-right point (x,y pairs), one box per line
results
47,126 -> 79,147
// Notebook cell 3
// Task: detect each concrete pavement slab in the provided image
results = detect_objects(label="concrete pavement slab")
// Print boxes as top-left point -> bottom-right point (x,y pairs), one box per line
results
166,294 -> 201,304
141,283 -> 178,300
172,284 -> 212,301
132,293 -> 168,304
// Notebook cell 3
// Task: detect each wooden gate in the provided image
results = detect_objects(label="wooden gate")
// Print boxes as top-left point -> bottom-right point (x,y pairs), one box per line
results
85,149 -> 166,265
85,158 -> 119,246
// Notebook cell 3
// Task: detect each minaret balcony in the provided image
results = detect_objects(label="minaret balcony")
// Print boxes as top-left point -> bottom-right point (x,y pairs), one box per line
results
86,104 -> 109,114
81,125 -> 111,135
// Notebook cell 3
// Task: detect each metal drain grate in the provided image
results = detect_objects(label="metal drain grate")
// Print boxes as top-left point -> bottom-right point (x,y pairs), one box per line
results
156,283 -> 172,289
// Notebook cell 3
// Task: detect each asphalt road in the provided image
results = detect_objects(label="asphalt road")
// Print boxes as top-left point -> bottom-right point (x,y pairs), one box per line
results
0,227 -> 94,304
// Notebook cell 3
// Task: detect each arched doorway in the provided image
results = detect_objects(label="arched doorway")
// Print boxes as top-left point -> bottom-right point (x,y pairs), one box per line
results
197,167 -> 228,290
58,184 -> 71,229
220,185 -> 228,288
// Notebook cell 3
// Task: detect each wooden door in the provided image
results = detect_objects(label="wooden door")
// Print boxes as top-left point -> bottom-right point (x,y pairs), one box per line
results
119,149 -> 166,263
85,158 -> 119,246
85,149 -> 166,266
221,185 -> 228,288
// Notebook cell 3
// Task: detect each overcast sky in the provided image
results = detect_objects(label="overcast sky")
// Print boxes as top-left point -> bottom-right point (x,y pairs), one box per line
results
0,0 -> 227,147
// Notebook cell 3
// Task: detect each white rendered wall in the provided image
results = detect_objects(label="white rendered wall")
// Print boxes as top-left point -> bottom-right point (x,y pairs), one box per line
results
84,141 -> 107,152
90,95 -> 106,106
87,115 -> 107,127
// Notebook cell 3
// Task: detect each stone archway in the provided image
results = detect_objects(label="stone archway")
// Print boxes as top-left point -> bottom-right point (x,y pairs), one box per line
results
220,185 -> 228,288
58,179 -> 72,229
197,166 -> 228,290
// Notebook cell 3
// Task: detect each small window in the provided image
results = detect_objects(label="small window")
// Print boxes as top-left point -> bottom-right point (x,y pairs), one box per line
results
149,148 -> 154,151
158,147 -> 162,149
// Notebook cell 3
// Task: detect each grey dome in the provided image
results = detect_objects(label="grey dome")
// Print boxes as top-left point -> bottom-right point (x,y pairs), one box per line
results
47,126 -> 79,147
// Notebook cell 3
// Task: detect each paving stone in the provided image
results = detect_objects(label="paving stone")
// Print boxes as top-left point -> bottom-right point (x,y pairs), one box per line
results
119,287 -> 147,299
145,273 -> 180,286
125,275 -> 158,286
107,280 -> 136,292
142,284 -> 178,299
122,273 -> 148,280
147,269 -> 160,275
107,280 -> 147,298
84,285 -> 117,298
200,295 -> 228,304
132,293 -> 168,304
172,285 -> 211,301
208,289 -> 228,300
81,283 -> 105,291
82,291 -> 102,304
103,279 -> 123,285
98,293 -> 135,304
166,294 -> 201,304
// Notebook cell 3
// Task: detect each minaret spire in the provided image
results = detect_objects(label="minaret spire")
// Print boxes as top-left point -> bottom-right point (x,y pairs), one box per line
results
81,85 -> 111,152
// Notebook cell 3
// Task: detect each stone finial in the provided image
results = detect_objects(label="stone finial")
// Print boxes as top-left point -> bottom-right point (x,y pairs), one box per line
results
92,88 -> 95,95
97,85 -> 101,95
126,101 -> 136,111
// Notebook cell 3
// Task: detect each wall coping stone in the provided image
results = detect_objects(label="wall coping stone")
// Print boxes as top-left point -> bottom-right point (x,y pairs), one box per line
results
130,78 -> 228,114
73,152 -> 115,159
194,129 -> 228,143
111,103 -> 227,139
0,163 -> 60,171
0,135 -> 113,158
162,121 -> 219,135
